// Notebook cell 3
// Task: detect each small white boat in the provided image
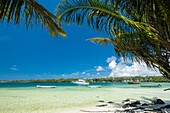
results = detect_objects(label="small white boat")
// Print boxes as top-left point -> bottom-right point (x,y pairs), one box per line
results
71,79 -> 89,85
88,85 -> 101,88
36,85 -> 56,88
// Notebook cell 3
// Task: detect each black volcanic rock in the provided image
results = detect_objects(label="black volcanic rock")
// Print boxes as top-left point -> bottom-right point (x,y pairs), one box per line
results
152,99 -> 165,105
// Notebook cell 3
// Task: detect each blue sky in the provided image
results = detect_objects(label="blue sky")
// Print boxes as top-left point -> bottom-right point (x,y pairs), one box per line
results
0,1 -> 160,80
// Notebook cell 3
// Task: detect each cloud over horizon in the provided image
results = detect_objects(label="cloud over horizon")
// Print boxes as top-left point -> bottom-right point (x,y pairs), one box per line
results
7,56 -> 161,80
42,56 -> 161,79
106,56 -> 161,77
10,65 -> 18,71
95,66 -> 104,71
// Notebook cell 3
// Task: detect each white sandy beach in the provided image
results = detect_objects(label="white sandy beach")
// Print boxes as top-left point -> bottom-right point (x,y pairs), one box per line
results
0,84 -> 170,113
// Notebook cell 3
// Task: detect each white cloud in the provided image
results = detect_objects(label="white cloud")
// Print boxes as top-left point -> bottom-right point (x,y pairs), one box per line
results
108,60 -> 117,69
86,73 -> 90,76
82,72 -> 86,74
106,56 -> 116,63
97,72 -> 100,75
107,56 -> 160,77
10,68 -> 18,71
62,74 -> 65,77
38,56 -> 160,79
10,65 -> 18,71
96,66 -> 104,71
70,71 -> 79,76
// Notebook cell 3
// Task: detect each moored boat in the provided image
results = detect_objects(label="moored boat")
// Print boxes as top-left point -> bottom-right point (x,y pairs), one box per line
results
36,85 -> 56,88
128,81 -> 140,84
71,79 -> 89,85
88,85 -> 101,88
140,84 -> 161,87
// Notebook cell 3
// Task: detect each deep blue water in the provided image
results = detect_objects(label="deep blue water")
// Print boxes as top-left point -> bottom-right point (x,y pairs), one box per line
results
0,82 -> 170,88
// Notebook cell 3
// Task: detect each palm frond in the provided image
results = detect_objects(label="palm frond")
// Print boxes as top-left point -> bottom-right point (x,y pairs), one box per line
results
88,37 -> 112,45
112,32 -> 170,78
88,32 -> 170,79
56,0 -> 158,39
0,0 -> 66,37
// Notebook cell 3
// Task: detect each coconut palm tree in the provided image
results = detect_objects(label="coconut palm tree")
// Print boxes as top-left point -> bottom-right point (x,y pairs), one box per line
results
0,0 -> 66,36
56,0 -> 170,79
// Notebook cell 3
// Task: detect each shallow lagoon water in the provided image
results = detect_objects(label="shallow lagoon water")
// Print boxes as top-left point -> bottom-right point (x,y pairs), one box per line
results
0,82 -> 170,113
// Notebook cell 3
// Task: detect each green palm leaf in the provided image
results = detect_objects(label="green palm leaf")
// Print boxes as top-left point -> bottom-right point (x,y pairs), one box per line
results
0,0 -> 66,37
88,37 -> 112,45
89,32 -> 170,79
55,0 -> 157,39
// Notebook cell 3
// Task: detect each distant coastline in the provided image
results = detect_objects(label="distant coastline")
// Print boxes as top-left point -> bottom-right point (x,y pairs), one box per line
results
0,76 -> 169,83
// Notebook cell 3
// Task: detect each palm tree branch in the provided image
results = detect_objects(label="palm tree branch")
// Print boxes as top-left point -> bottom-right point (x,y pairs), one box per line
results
88,37 -> 112,45
56,0 -> 158,39
0,0 -> 66,37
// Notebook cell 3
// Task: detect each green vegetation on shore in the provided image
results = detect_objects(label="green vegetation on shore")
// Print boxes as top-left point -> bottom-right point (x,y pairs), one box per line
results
0,76 -> 169,83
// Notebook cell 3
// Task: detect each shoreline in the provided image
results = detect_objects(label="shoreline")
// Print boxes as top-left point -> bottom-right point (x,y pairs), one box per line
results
1,75 -> 169,83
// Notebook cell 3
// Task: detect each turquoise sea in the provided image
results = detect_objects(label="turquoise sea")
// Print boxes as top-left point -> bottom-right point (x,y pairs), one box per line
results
1,82 -> 170,88
0,82 -> 170,113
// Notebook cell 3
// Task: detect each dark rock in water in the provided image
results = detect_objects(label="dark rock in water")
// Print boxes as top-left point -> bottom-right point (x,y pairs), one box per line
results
122,99 -> 130,103
122,103 -> 138,108
164,88 -> 170,91
122,100 -> 141,108
153,108 -> 162,112
141,103 -> 153,106
131,100 -> 141,105
132,106 -> 145,110
152,99 -> 165,105
96,104 -> 107,107
122,104 -> 130,108
141,103 -> 149,106
118,98 -> 168,113
107,101 -> 114,104
124,109 -> 132,112
144,107 -> 154,111
160,104 -> 170,109
98,100 -> 104,103
130,101 -> 141,108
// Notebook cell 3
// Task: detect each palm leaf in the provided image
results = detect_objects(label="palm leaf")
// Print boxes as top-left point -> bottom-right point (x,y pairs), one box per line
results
55,0 -> 157,39
88,32 -> 170,79
88,37 -> 112,45
0,0 -> 66,37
